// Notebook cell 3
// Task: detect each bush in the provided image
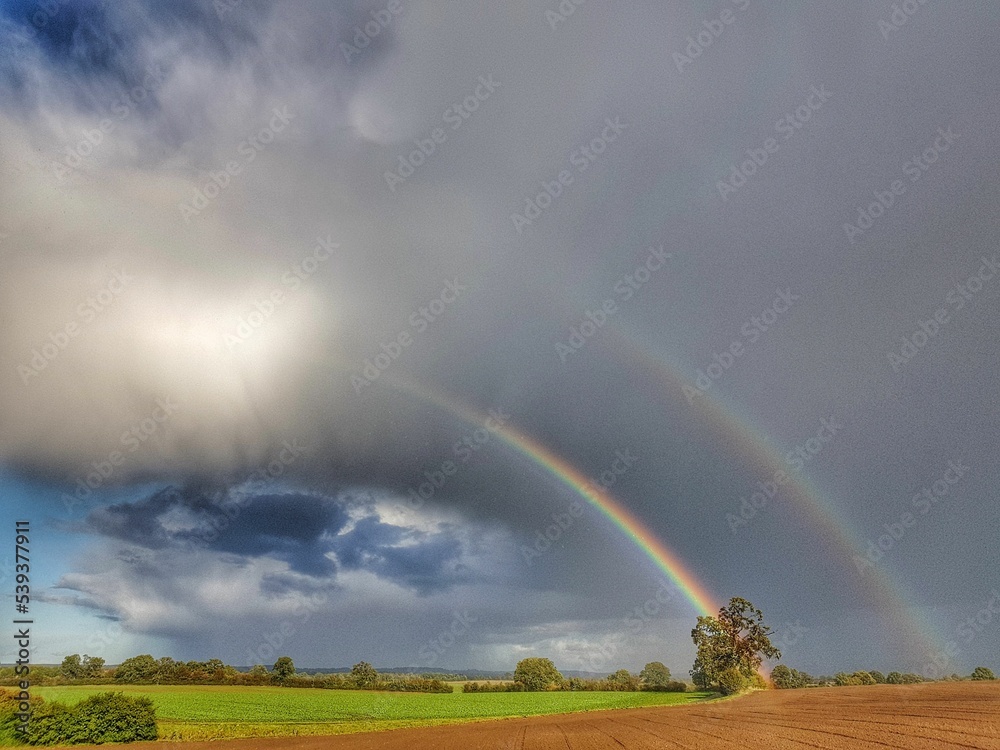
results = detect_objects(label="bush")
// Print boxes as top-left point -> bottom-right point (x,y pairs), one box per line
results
12,700 -> 75,746
971,667 -> 996,681
462,681 -> 523,693
0,691 -> 156,745
749,672 -> 768,690
645,680 -> 687,692
71,692 -> 157,743
717,668 -> 747,696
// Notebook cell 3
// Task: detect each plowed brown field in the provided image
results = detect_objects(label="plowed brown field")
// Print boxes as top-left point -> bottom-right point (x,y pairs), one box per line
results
131,681 -> 1000,749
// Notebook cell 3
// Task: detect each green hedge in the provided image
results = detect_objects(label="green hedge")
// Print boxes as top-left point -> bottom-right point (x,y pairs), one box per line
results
0,691 -> 157,745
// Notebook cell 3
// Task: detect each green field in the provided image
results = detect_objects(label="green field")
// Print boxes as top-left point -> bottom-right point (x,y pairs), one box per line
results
30,685 -> 709,741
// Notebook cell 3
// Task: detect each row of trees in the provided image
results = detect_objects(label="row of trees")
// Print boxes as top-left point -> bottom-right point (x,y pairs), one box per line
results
56,655 -> 105,680
46,654 -> 686,694
773,665 -> 996,688
770,666 -> 925,688
463,658 -> 687,693
689,598 -> 998,694
3,656 -> 448,694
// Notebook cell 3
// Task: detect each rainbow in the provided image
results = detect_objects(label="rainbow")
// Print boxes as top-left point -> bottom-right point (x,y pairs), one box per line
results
367,349 -> 941,668
600,325 -> 944,662
377,376 -> 719,618
466,411 -> 721,617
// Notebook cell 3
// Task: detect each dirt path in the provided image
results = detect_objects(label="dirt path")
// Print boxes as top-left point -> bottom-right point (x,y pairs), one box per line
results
131,682 -> 1000,749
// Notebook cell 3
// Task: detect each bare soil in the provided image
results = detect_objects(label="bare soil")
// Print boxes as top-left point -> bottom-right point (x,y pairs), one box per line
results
128,681 -> 1000,749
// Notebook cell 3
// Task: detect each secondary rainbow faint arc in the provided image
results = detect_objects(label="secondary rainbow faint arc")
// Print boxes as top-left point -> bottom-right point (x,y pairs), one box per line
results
601,325 -> 944,660
379,375 -> 719,618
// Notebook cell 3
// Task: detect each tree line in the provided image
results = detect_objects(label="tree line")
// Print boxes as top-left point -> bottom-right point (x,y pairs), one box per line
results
687,596 -> 997,693
773,664 -> 996,688
464,659 -> 686,693
0,655 -> 449,694
6,601 -> 994,697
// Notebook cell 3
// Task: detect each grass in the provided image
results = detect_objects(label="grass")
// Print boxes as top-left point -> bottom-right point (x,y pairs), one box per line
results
28,685 -> 710,741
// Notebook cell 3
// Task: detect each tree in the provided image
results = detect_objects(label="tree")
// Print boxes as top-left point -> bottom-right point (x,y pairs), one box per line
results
640,662 -> 672,689
114,654 -> 159,684
771,664 -> 795,689
607,669 -> 640,691
350,661 -> 378,687
690,665 -> 711,690
205,658 -> 227,678
690,597 -> 780,691
513,658 -> 563,691
60,654 -> 83,679
869,670 -> 886,684
971,666 -> 996,681
245,664 -> 269,685
885,671 -> 903,684
156,656 -> 177,683
272,656 -> 295,681
82,655 -> 105,678
772,665 -> 810,689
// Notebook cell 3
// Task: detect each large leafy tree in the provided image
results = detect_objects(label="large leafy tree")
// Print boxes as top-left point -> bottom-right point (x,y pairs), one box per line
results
272,656 -> 296,681
60,654 -> 83,679
350,661 -> 378,687
690,597 -> 780,693
114,654 -> 159,683
513,658 -> 563,691
607,669 -> 640,690
639,661 -> 672,689
82,655 -> 105,678
771,664 -> 811,689
770,664 -> 795,689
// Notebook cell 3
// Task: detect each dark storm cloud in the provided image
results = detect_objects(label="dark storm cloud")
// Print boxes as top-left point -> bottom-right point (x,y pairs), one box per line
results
3,1 -> 1000,671
78,485 -> 472,589
82,487 -> 347,574
330,514 -> 467,594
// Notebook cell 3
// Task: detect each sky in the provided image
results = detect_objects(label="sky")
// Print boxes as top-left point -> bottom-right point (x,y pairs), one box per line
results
0,0 -> 998,678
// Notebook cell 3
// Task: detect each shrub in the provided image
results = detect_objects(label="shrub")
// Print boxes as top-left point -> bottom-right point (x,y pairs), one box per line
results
717,668 -> 747,696
749,672 -> 768,690
971,667 -> 996,681
13,700 -> 75,746
66,692 -> 157,744
667,680 -> 688,692
0,691 -> 156,745
462,681 -> 524,693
